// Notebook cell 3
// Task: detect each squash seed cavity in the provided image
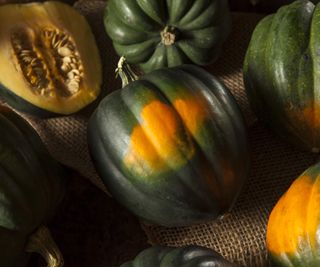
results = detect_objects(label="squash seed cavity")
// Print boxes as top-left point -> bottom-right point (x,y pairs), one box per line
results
11,27 -> 84,98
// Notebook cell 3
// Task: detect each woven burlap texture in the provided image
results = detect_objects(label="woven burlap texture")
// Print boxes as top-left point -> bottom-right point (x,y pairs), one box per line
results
2,1 -> 318,266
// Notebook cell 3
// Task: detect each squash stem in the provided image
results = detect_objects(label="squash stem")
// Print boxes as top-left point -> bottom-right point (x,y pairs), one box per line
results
161,26 -> 176,46
116,57 -> 139,87
25,226 -> 64,267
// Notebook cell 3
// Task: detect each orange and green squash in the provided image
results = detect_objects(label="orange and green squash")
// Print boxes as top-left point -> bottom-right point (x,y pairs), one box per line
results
0,106 -> 66,267
0,1 -> 102,116
267,161 -> 320,267
104,0 -> 231,73
120,245 -> 235,267
88,58 -> 249,227
244,0 -> 320,152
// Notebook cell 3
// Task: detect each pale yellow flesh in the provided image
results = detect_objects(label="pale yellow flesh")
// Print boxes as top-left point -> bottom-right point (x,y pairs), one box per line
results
0,1 -> 102,114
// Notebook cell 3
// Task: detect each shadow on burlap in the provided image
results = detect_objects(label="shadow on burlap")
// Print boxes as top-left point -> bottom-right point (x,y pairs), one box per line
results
2,1 -> 318,266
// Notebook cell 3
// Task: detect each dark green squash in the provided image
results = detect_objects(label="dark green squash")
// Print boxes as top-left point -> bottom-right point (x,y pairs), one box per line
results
0,106 -> 66,267
88,58 -> 249,227
104,0 -> 231,73
266,161 -> 320,267
250,0 -> 319,10
120,245 -> 235,267
0,1 -> 102,117
243,0 -> 320,152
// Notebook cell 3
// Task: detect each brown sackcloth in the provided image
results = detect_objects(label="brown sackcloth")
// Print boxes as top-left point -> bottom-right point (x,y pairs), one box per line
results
2,1 -> 318,266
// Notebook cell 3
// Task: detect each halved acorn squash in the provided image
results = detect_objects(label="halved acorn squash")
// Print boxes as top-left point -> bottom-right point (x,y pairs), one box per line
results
0,1 -> 102,116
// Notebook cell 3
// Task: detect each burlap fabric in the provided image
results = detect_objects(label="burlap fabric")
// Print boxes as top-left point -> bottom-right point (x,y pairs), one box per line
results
2,1 -> 318,266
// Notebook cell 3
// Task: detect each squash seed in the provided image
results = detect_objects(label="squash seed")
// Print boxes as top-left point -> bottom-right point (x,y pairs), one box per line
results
58,47 -> 72,57
11,27 -> 83,96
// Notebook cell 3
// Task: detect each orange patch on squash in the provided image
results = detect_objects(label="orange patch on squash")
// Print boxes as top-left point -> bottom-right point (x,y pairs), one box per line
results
222,165 -> 236,191
266,175 -> 320,255
286,103 -> 320,150
306,175 -> 320,249
174,97 -> 208,135
299,105 -> 320,128
124,100 -> 194,176
288,103 -> 320,132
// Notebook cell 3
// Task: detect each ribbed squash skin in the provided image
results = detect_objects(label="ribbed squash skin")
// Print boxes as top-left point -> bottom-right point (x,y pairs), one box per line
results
243,0 -> 320,152
0,107 -> 65,267
88,65 -> 249,227
104,0 -> 231,73
252,0 -> 319,9
266,162 -> 320,267
120,246 -> 235,267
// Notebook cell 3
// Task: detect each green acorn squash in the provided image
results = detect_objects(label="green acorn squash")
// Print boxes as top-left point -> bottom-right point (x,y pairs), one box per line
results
0,1 -> 102,117
250,0 -> 319,9
0,106 -> 66,267
120,245 -> 235,267
243,0 -> 320,152
88,58 -> 249,227
104,0 -> 231,73
266,161 -> 320,267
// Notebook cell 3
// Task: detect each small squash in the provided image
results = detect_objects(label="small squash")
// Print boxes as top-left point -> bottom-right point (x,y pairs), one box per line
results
0,1 -> 102,116
266,161 -> 320,267
104,0 -> 231,73
88,58 -> 249,227
243,0 -> 320,152
120,245 -> 235,267
0,106 -> 66,267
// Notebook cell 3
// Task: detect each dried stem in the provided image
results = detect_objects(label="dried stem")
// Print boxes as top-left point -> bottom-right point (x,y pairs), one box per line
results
115,57 -> 139,88
26,226 -> 64,267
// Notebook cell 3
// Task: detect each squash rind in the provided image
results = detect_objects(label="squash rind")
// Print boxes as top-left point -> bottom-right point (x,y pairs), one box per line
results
0,106 -> 66,266
88,64 -> 249,227
120,246 -> 235,267
243,0 -> 320,152
104,0 -> 231,73
266,161 -> 320,267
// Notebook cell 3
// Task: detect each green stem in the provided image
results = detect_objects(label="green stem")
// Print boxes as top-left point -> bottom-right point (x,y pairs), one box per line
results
115,57 -> 139,88
26,226 -> 64,267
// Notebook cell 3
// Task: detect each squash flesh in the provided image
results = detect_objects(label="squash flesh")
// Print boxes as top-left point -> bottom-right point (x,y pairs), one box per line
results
0,1 -> 101,115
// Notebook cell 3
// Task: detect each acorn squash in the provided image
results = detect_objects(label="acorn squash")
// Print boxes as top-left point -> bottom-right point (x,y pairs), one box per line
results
88,58 -> 249,227
120,245 -> 235,267
0,1 -> 102,116
266,161 -> 320,267
250,0 -> 319,9
0,106 -> 66,267
243,0 -> 320,152
104,0 -> 231,73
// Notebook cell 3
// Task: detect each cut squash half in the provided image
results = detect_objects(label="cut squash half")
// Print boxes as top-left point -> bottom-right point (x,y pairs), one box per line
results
0,1 -> 102,116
